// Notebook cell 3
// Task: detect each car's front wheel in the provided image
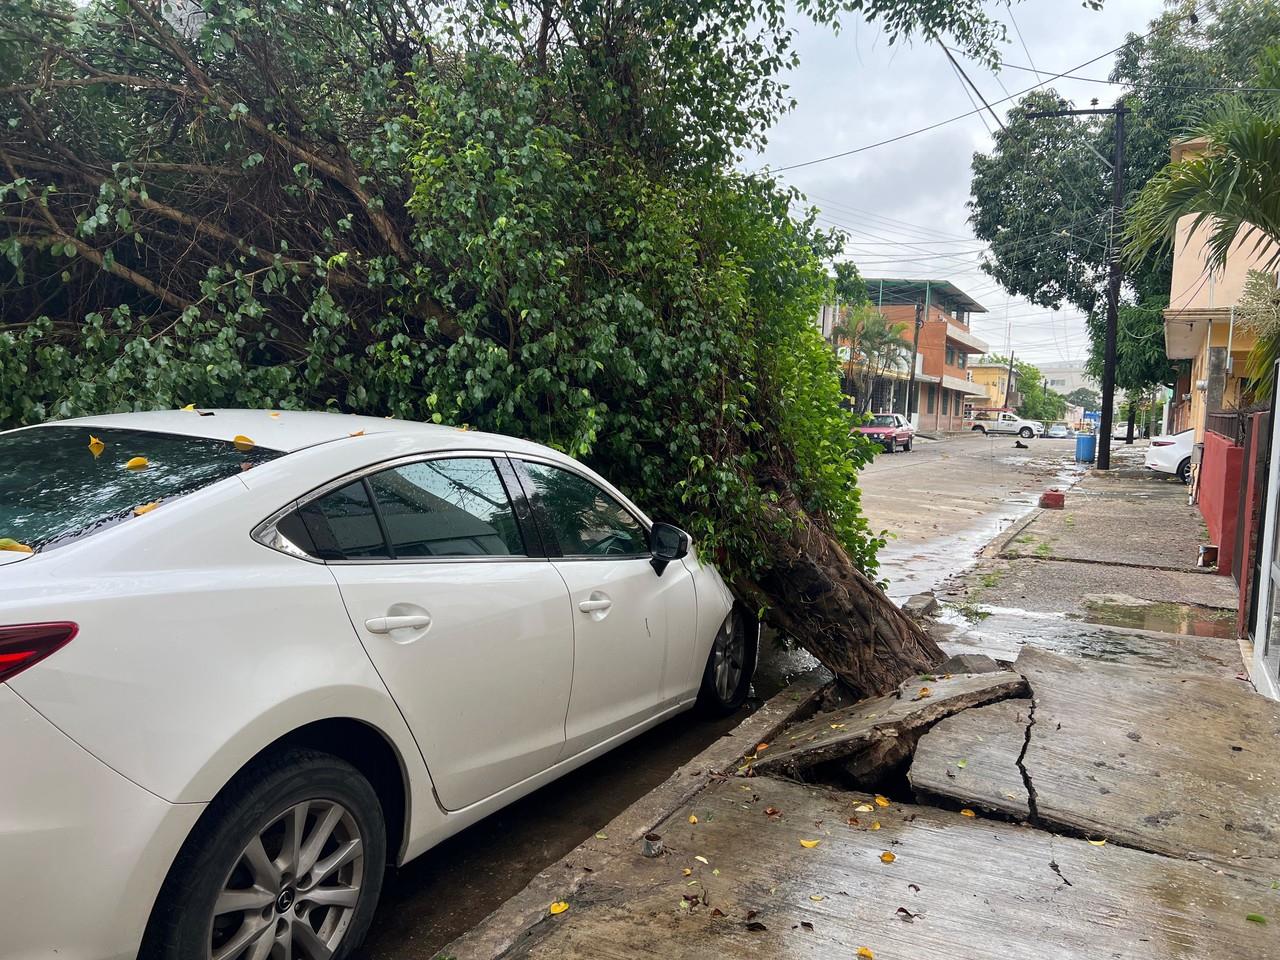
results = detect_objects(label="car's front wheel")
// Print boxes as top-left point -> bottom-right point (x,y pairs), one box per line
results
697,606 -> 759,716
1019,426 -> 1034,439
143,749 -> 386,960
903,437 -> 913,452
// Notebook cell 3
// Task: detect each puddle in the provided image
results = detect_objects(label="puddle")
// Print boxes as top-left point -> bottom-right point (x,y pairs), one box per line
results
934,604 -> 1244,677
1080,600 -> 1237,640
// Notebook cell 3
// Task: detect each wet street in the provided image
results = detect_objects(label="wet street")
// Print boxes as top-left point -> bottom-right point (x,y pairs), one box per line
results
357,433 -> 1086,957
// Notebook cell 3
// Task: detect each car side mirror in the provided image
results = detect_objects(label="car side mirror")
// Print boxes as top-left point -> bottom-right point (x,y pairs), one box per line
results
649,522 -> 690,576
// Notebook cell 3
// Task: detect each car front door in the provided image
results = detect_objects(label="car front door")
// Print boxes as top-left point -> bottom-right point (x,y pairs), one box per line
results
513,458 -> 697,756
284,454 -> 574,811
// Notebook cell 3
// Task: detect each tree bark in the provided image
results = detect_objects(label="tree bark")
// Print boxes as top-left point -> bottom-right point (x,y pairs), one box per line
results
739,492 -> 944,700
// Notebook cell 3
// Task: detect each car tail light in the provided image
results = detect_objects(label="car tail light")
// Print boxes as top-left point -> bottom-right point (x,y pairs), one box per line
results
0,622 -> 77,683
1151,440 -> 1174,447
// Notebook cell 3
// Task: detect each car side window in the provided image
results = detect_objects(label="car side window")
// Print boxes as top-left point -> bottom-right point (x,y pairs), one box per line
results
367,458 -> 526,558
519,462 -> 648,558
292,480 -> 390,561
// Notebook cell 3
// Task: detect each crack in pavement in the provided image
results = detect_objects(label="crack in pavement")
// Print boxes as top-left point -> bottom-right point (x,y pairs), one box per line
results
1013,675 -> 1040,824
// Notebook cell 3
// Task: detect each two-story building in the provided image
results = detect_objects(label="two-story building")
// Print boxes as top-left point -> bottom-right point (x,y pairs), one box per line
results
865,279 -> 990,432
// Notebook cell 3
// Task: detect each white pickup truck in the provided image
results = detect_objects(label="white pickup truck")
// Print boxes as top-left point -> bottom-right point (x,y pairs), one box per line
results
967,410 -> 1044,439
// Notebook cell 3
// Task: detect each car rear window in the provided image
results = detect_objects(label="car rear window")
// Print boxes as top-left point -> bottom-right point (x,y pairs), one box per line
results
0,425 -> 283,552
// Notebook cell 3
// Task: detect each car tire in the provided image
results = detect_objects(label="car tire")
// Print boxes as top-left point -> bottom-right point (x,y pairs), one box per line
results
903,437 -> 913,452
142,748 -> 387,960
885,440 -> 895,454
696,606 -> 759,717
972,425 -> 986,434
1177,458 -> 1192,485
1019,427 -> 1034,439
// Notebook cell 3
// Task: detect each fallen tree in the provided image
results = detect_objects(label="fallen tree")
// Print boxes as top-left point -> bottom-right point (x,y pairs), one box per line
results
0,0 -> 1006,695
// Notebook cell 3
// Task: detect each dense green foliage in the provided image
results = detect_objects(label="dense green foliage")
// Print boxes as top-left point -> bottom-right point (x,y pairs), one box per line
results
1066,386 -> 1101,410
968,0 -> 1280,393
0,0 -> 1007,612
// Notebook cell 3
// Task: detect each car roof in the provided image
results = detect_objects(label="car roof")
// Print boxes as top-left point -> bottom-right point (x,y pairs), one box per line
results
21,409 -> 557,457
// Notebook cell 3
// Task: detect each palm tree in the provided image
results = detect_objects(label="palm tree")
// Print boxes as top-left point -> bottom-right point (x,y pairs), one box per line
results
833,305 -> 910,413
1125,50 -> 1280,396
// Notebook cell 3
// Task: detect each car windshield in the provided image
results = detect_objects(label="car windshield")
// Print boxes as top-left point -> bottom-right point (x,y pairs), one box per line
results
0,425 -> 283,552
871,415 -> 895,427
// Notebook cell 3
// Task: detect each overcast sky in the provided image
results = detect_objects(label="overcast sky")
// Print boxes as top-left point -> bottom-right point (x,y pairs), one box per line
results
742,0 -> 1167,369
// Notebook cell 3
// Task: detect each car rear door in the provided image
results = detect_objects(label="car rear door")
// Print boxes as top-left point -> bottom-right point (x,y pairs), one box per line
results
283,454 -> 575,811
512,458 -> 697,756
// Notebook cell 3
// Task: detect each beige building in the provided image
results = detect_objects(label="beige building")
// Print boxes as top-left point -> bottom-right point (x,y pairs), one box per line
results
1163,138 -> 1270,439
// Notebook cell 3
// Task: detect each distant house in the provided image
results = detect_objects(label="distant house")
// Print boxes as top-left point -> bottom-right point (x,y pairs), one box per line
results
967,360 -> 1019,410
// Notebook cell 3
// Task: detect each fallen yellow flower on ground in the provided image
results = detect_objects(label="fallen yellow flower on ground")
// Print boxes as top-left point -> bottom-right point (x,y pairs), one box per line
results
799,839 -> 821,849
549,901 -> 569,915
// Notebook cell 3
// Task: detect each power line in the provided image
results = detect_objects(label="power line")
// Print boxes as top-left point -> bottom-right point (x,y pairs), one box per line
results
939,42 -> 1008,134
762,19 -> 1180,174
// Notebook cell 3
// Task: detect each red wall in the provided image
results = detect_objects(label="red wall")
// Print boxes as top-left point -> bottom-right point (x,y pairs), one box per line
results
1200,430 -> 1245,578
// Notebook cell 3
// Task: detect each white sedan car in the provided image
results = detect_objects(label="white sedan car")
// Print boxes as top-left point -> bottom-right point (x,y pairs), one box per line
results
1145,428 -> 1195,484
0,410 -> 753,960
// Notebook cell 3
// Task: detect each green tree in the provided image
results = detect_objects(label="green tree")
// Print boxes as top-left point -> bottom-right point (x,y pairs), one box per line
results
968,2 -> 1280,404
0,0 -> 1009,695
1125,47 -> 1280,401
1066,386 -> 1101,410
833,305 -> 910,413
983,355 -> 1067,421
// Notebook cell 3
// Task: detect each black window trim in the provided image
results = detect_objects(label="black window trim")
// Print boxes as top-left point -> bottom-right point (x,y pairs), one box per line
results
252,449 -> 548,564
507,455 -> 653,563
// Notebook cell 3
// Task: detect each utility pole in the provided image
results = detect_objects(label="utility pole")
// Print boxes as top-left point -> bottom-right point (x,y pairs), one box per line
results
907,302 -> 924,421
1027,98 -> 1127,469
1004,351 -> 1016,408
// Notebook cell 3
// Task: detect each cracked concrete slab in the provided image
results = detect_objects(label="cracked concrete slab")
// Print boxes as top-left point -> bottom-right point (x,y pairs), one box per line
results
752,672 -> 1027,779
1015,647 -> 1280,880
908,699 -> 1032,819
492,776 -> 1275,960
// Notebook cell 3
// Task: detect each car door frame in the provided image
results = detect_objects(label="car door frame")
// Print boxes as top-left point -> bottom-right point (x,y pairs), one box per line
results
253,446 -> 584,812
504,454 -> 700,750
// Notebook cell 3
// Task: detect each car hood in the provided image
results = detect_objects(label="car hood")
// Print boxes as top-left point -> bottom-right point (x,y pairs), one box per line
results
0,551 -> 30,566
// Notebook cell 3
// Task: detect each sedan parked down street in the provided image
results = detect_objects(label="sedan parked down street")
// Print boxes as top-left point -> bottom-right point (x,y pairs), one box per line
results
0,410 -> 756,960
858,412 -> 914,453
1145,428 -> 1195,484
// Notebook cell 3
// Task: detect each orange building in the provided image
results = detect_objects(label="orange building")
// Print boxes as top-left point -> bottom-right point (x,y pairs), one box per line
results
865,278 -> 990,432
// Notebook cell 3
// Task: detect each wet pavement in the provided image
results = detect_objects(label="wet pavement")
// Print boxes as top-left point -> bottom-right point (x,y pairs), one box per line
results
356,706 -> 753,959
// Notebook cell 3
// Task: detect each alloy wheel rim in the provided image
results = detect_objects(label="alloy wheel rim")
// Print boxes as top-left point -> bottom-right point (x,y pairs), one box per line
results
713,611 -> 745,701
208,799 -> 364,960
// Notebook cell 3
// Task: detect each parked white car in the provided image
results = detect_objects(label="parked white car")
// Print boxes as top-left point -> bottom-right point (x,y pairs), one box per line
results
0,410 -> 753,960
1145,428 -> 1195,484
967,411 -> 1044,439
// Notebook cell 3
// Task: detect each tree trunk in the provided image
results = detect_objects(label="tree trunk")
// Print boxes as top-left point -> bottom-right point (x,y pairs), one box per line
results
1126,400 -> 1137,444
738,492 -> 944,700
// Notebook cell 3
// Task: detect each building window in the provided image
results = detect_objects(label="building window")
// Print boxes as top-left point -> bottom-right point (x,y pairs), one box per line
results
926,385 -> 935,414
954,393 -> 962,415
957,353 -> 967,368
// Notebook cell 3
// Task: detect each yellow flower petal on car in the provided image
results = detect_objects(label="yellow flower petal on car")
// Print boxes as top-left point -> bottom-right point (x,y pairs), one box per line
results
232,435 -> 255,452
181,403 -> 197,411
88,435 -> 104,458
874,795 -> 890,807
880,851 -> 896,863
269,411 -> 281,418
549,901 -> 569,915
0,538 -> 33,553
349,430 -> 364,437
799,839 -> 821,849
857,948 -> 875,959
125,456 -> 149,470
133,502 -> 159,516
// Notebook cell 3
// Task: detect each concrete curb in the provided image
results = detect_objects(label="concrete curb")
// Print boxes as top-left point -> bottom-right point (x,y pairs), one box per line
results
435,670 -> 831,960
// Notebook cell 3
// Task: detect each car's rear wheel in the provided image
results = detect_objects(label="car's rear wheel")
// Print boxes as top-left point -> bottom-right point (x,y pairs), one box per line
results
697,606 -> 758,716
971,425 -> 986,434
1177,457 -> 1192,485
143,749 -> 386,960
1019,426 -> 1034,439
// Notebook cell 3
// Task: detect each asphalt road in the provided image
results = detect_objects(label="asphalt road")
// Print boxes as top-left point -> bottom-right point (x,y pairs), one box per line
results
355,432 -> 1084,958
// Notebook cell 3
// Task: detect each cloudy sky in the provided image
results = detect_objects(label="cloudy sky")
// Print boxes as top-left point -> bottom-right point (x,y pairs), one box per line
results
743,0 -> 1168,368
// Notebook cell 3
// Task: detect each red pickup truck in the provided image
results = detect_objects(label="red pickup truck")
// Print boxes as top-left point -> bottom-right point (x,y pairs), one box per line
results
857,413 -> 914,453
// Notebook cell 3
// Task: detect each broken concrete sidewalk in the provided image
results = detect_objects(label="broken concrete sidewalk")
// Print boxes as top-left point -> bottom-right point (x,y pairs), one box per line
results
913,647 -> 1280,881
752,669 -> 1025,780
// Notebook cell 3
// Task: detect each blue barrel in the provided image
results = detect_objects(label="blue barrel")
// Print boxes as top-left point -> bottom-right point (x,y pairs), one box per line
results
1075,432 -> 1096,463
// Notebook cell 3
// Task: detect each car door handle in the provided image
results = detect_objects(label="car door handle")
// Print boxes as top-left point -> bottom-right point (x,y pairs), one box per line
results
365,614 -> 432,634
578,598 -> 613,613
